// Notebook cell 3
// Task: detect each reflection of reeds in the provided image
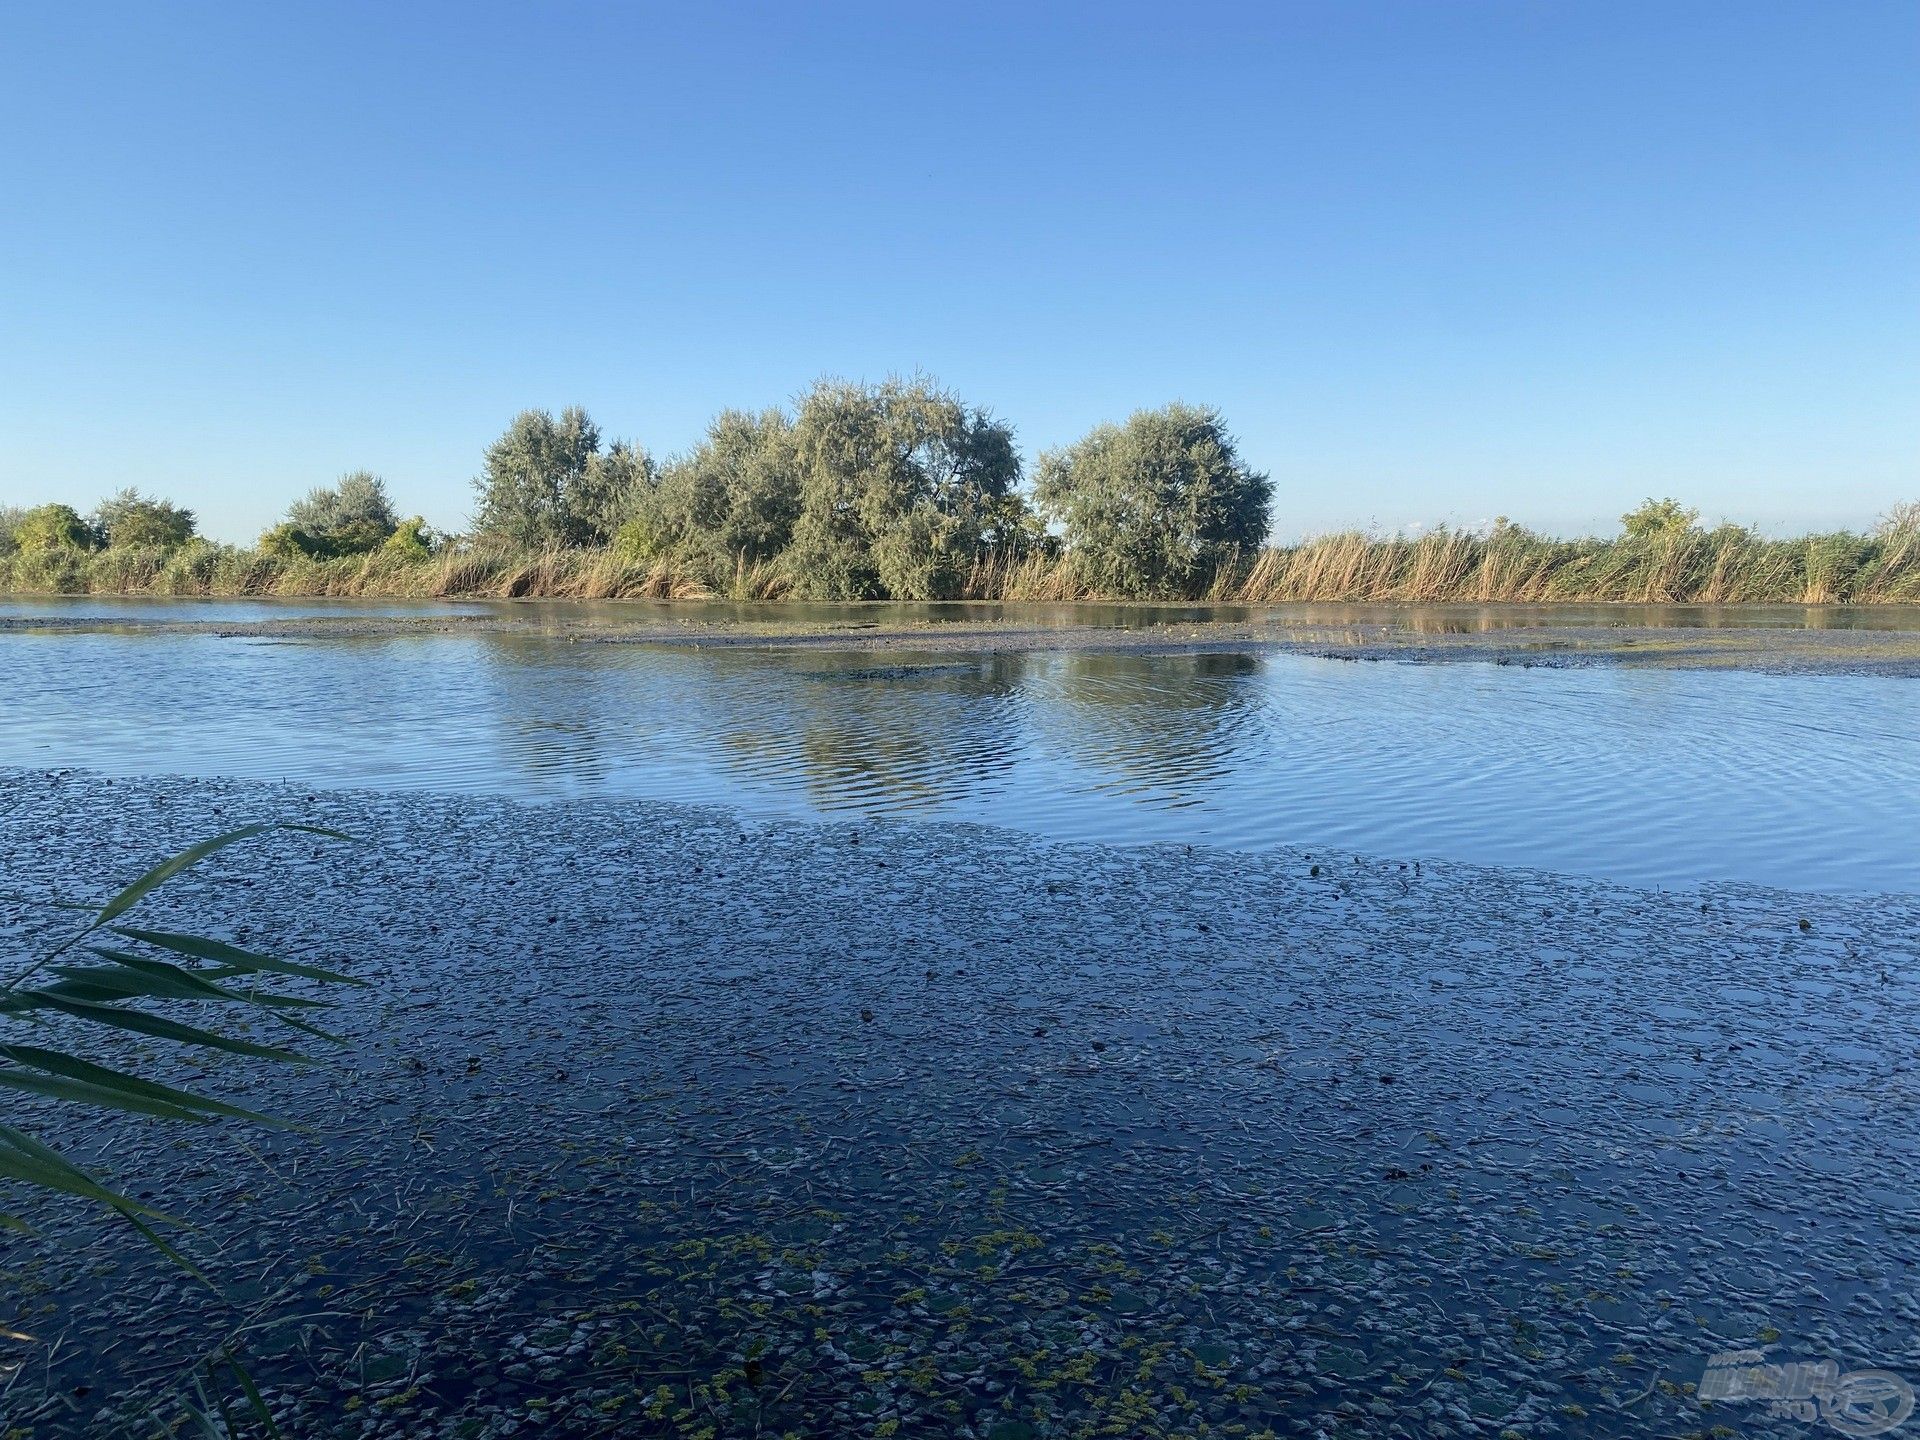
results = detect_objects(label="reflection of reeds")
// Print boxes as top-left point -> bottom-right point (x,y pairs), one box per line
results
7,525 -> 1920,603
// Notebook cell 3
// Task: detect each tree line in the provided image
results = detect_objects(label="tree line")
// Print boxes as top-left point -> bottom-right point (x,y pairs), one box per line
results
0,378 -> 1272,600
457,378 -> 1276,599
4,375 -> 1916,602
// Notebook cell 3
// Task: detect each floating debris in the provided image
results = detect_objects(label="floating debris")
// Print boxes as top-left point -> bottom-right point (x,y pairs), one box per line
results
1,768 -> 1915,1438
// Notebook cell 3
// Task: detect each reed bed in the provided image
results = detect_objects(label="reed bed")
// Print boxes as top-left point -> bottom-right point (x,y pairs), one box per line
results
6,524 -> 1919,605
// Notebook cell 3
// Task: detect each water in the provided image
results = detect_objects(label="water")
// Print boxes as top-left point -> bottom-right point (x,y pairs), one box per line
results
3,599 -> 1916,891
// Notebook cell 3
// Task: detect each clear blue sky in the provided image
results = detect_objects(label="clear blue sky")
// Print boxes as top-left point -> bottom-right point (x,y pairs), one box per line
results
2,1 -> 1914,544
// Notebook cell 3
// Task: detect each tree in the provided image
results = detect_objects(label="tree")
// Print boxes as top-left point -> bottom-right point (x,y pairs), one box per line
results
0,505 -> 24,555
90,488 -> 197,550
472,407 -> 648,547
1620,497 -> 1699,541
1876,500 -> 1920,539
1034,404 -> 1270,597
578,441 -> 655,546
12,503 -> 95,553
633,409 -> 802,569
786,377 -> 1027,600
281,471 -> 401,555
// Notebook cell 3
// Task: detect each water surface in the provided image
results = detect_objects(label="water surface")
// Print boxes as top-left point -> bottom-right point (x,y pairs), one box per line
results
5,601 -> 1913,891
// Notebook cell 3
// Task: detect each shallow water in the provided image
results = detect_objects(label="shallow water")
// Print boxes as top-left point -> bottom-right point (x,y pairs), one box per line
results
4,776 -> 1917,1438
3,602 -> 1916,891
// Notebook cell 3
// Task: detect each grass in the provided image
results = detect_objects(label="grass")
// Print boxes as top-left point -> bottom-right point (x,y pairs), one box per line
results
4,521 -> 1919,604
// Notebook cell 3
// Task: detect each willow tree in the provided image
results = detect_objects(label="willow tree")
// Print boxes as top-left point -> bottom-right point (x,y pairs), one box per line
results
473,407 -> 652,548
787,377 -> 1026,600
263,471 -> 401,557
90,489 -> 197,550
1034,404 -> 1270,597
629,408 -> 802,571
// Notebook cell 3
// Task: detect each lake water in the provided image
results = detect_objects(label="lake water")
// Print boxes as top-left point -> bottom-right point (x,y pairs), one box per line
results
3,599 -> 1915,892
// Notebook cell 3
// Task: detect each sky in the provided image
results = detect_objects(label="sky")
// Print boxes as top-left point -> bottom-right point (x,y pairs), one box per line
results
1,1 -> 1915,545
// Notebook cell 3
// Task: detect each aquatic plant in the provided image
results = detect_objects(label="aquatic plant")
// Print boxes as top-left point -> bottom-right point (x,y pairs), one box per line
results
2,824 -> 356,1255
6,513 -> 1920,604
2,822 -> 359,1430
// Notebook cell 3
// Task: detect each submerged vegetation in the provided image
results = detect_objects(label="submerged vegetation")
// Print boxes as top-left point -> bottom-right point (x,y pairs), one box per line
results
4,380 -> 1916,604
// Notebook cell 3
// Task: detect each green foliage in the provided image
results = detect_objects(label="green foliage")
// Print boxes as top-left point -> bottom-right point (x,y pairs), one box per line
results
257,521 -> 327,559
637,408 -> 803,578
13,502 -> 95,554
1619,496 -> 1699,540
473,408 -> 653,548
381,516 -> 436,560
2,824 -> 356,1262
0,504 -> 23,555
1802,530 -> 1873,600
579,442 -> 655,547
1035,403 -> 1271,598
279,471 -> 400,555
91,488 -> 197,551
612,513 -> 668,561
785,377 -> 1028,600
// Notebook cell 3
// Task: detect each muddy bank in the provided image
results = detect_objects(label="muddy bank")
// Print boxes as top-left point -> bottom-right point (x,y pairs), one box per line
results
5,606 -> 1920,675
2,769 -> 1916,1437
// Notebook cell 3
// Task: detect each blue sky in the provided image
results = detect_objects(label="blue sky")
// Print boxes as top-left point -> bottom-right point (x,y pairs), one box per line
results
2,1 -> 1914,544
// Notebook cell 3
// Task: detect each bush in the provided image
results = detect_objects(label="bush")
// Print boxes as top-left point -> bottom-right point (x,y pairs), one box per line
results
257,521 -> 329,559
13,503 -> 95,553
638,409 -> 801,581
1035,404 -> 1270,598
90,488 -> 196,550
276,472 -> 401,555
381,517 -> 436,560
473,409 -> 653,548
1620,497 -> 1699,541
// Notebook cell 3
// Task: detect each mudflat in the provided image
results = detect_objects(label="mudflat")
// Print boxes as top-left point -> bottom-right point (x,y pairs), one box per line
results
5,605 -> 1920,675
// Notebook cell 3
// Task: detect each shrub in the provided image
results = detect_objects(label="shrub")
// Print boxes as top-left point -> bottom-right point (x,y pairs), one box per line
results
381,516 -> 436,560
13,503 -> 95,553
1620,497 -> 1699,541
473,409 -> 653,548
91,488 -> 196,550
639,408 -> 802,579
278,471 -> 400,555
1034,404 -> 1270,598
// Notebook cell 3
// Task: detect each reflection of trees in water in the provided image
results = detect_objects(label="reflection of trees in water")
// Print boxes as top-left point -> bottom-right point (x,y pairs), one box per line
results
457,638 -> 1261,815
712,653 -> 1031,812
1033,651 -> 1259,807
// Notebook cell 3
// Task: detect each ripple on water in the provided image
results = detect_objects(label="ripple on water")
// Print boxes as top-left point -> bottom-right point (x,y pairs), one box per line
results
0,626 -> 1915,890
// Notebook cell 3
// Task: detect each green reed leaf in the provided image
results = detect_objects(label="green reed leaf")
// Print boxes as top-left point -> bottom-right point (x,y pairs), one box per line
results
107,926 -> 364,987
0,1045 -> 288,1128
0,992 -> 304,1062
93,822 -> 351,926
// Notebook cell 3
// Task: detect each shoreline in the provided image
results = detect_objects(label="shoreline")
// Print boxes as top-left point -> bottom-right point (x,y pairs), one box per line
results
3,769 -> 1916,1436
6,603 -> 1920,675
